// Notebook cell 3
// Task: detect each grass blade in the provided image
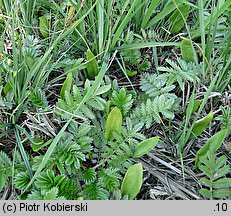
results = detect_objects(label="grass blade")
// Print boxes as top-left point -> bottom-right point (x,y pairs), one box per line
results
141,0 -> 161,29
114,42 -> 179,51
111,0 -> 140,48
146,0 -> 183,28
97,0 -> 104,54
14,128 -> 33,178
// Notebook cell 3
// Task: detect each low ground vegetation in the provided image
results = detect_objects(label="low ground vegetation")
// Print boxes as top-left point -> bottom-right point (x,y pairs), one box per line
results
0,0 -> 230,200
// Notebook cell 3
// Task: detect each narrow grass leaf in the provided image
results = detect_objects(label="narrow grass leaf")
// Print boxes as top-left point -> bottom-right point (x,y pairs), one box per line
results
169,4 -> 190,34
14,128 -> 33,178
141,0 -> 161,29
146,1 -> 184,28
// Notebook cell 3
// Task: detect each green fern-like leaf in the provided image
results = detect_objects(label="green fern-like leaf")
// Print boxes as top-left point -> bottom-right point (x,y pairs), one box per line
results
56,80 -> 110,121
22,35 -> 42,59
27,187 -> 66,200
131,95 -> 180,128
35,170 -> 65,190
122,31 -> 141,66
105,141 -> 133,173
83,183 -> 110,200
140,73 -> 175,98
29,88 -> 48,109
98,168 -> 121,192
157,59 -> 199,91
216,107 -> 231,131
32,140 -> 86,175
0,151 -> 12,191
33,169 -> 79,200
122,117 -> 146,148
56,140 -> 86,174
83,168 -> 97,184
199,152 -> 231,199
14,172 -> 31,190
58,177 -> 79,200
111,88 -> 134,116
66,121 -> 93,153
42,187 -> 65,200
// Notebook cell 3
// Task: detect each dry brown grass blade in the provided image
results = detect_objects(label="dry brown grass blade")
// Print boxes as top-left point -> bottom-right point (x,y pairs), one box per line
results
0,184 -> 18,200
147,153 -> 182,175
139,159 -> 201,200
